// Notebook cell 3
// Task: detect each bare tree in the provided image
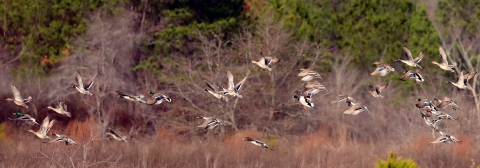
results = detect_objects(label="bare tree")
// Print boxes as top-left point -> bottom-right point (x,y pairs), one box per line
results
432,1 -> 480,114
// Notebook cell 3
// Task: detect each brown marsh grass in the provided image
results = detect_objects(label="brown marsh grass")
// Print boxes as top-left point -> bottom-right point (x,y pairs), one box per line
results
0,120 -> 478,168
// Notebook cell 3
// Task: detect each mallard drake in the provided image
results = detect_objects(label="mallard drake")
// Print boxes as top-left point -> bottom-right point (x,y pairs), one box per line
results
396,46 -> 423,69
145,91 -> 171,105
47,102 -> 71,117
204,79 -> 228,102
293,94 -> 314,109
71,71 -> 97,96
432,46 -> 456,72
106,127 -> 127,142
9,113 -> 39,125
28,116 -> 55,140
433,97 -> 459,110
371,62 -> 395,77
342,104 -> 370,115
448,71 -> 471,90
44,133 -> 77,145
116,91 -> 146,103
196,116 -> 222,130
329,94 -> 356,106
415,98 -> 437,112
5,85 -> 32,108
401,70 -> 424,83
368,83 -> 388,99
243,137 -> 272,150
223,70 -> 248,99
251,53 -> 280,71
430,133 -> 461,143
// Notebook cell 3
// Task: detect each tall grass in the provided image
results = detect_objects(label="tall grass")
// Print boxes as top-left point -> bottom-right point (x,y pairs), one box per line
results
0,120 -> 477,168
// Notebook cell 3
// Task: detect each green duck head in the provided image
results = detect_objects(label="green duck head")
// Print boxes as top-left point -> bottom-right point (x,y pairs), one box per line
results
417,98 -> 422,102
14,112 -> 22,117
149,91 -> 155,95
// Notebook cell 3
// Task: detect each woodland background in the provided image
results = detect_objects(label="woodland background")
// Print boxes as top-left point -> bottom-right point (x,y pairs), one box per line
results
0,0 -> 480,167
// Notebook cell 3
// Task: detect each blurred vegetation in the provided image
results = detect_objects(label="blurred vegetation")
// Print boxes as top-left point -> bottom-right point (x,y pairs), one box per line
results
0,123 -> 6,142
267,0 -> 439,70
376,152 -> 419,168
132,0 -> 246,81
0,0 -> 122,75
435,0 -> 480,68
2,0 -> 473,77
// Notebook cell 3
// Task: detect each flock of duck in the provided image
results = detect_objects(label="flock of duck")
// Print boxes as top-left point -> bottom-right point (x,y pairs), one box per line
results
5,71 -> 153,145
4,46 -> 476,149
361,46 -> 473,144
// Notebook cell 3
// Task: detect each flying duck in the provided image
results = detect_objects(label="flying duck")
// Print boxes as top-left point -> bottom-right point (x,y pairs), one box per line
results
243,137 -> 272,150
432,46 -> 456,72
196,116 -> 222,130
116,91 -> 146,103
368,83 -> 388,99
47,102 -> 71,117
396,46 -> 423,69
71,71 -> 97,96
5,85 -> 32,108
28,116 -> 55,140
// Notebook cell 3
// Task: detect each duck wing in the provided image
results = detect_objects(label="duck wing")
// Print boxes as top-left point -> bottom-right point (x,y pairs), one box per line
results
63,102 -> 68,111
330,95 -> 348,104
414,71 -> 424,82
463,71 -> 477,82
305,88 -> 320,96
371,67 -> 381,76
298,68 -> 314,77
402,46 -> 413,60
264,57 -> 279,66
47,134 -> 66,143
108,127 -> 123,139
45,119 -> 55,135
413,52 -> 423,63
430,135 -> 448,143
226,71 -> 235,91
65,137 -> 77,145
10,85 -> 24,101
38,116 -> 50,134
457,71 -> 465,84
83,73 -> 97,90
75,71 -> 84,89
145,93 -> 163,105
439,46 -> 448,64
204,79 -> 219,92
401,70 -> 413,81
435,100 -> 448,108
257,57 -> 267,66
376,83 -> 388,94
343,104 -> 365,115
197,117 -> 215,129
234,75 -> 248,92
